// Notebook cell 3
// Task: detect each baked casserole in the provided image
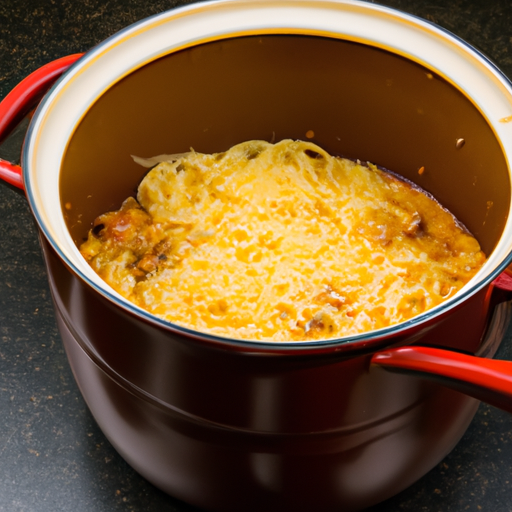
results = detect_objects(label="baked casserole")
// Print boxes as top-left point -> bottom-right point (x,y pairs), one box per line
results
80,140 -> 486,341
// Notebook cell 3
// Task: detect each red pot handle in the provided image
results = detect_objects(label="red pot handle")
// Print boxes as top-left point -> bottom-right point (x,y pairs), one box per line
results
0,53 -> 84,190
372,346 -> 512,412
494,269 -> 512,294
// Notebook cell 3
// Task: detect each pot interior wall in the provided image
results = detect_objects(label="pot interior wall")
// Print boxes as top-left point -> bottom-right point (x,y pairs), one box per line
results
61,35 -> 510,255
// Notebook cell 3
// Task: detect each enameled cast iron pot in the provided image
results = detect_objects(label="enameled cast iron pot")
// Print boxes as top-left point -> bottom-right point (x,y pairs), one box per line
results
3,1 -> 512,510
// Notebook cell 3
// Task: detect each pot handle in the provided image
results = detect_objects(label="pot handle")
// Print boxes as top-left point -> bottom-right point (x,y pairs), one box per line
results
0,53 -> 84,190
372,346 -> 512,412
493,269 -> 512,296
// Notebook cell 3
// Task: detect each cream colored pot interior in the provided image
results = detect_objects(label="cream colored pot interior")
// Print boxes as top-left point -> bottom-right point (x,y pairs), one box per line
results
24,0 -> 512,341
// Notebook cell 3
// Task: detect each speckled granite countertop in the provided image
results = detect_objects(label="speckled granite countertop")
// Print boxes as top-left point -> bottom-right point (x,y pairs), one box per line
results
2,1 -> 512,511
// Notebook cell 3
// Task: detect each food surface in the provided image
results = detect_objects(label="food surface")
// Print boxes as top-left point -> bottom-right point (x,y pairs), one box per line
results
80,139 -> 486,341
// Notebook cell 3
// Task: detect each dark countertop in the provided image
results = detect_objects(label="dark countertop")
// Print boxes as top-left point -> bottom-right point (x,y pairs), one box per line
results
2,1 -> 512,511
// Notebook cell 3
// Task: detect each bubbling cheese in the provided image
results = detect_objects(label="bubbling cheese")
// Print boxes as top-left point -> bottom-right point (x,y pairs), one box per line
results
80,139 -> 486,341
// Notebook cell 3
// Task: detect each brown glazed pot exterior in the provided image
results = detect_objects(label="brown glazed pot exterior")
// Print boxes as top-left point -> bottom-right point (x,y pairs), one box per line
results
43,235 -> 500,512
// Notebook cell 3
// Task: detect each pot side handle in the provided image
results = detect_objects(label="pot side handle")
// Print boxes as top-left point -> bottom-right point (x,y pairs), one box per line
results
0,54 -> 84,190
372,346 -> 512,413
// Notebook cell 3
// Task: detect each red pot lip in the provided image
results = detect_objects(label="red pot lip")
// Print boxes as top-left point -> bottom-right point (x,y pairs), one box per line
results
20,0 -> 512,354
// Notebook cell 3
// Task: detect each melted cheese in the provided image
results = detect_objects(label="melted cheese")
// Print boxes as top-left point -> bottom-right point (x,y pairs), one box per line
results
80,140 -> 486,341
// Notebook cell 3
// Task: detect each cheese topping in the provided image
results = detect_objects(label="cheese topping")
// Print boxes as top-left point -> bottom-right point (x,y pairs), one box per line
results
80,140 -> 486,341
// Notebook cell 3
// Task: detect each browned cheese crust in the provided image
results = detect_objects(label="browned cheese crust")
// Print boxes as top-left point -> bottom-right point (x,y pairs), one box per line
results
80,140 -> 486,341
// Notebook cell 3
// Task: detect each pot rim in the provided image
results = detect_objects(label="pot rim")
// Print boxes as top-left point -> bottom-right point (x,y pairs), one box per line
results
22,0 -> 512,352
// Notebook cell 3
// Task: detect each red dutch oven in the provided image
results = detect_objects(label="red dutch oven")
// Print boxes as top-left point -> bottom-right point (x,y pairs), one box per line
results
2,1 -> 512,510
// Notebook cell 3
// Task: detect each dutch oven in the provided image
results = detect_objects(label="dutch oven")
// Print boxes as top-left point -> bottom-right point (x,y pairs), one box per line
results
2,1 -> 512,510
